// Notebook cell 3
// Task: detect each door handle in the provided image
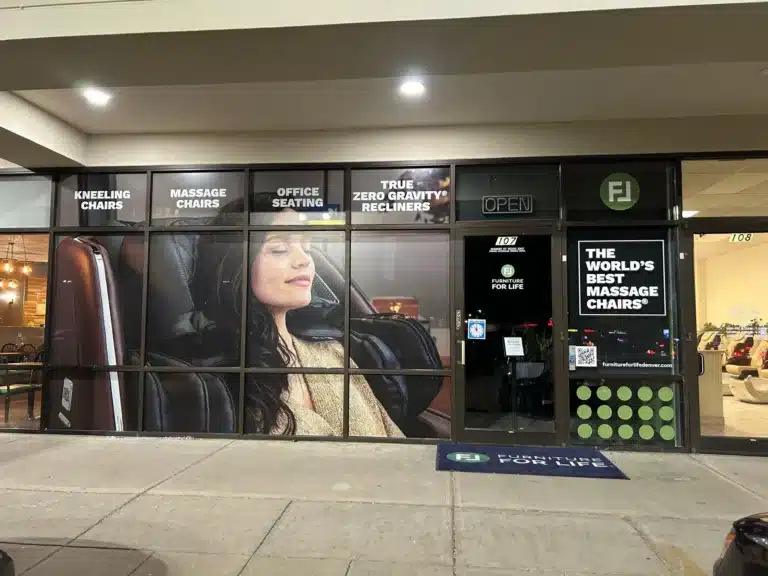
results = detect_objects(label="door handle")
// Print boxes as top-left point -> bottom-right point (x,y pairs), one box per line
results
459,340 -> 465,366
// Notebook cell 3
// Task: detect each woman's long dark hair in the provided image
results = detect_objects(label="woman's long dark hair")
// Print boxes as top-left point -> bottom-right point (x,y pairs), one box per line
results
196,196 -> 298,435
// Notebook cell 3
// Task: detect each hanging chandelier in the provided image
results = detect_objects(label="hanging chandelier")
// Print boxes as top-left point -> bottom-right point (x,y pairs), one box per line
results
0,235 -> 31,291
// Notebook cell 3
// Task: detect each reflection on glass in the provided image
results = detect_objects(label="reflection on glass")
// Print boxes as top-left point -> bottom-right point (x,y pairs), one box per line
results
250,170 -> 345,225
351,167 -> 451,225
567,228 -> 677,374
350,375 -> 451,439
683,159 -> 768,218
463,234 -> 555,433
0,363 -> 43,430
351,232 -> 450,364
0,176 -> 51,228
46,370 -> 139,431
143,372 -> 239,433
151,171 -> 245,225
695,232 -> 768,439
58,173 -> 147,227
50,235 -> 144,366
146,232 -> 242,367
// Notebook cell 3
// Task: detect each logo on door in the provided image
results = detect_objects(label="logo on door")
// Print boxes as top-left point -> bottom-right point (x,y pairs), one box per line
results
501,265 -> 515,278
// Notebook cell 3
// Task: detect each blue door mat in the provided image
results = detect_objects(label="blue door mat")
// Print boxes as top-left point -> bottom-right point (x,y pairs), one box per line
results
436,443 -> 628,479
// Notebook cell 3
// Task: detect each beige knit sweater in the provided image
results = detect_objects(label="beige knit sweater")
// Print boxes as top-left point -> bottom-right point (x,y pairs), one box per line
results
270,338 -> 404,438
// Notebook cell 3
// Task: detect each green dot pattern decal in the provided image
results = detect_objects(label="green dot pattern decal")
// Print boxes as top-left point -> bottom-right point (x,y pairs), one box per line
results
638,386 -> 653,402
597,386 -> 612,401
659,406 -> 675,422
572,381 -> 678,447
638,406 -> 654,421
577,405 -> 592,419
617,405 -> 633,420
660,425 -> 676,441
597,405 -> 612,420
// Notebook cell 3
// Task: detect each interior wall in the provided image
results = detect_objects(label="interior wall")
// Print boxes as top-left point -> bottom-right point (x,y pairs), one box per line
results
85,116 -> 768,167
697,240 -> 768,328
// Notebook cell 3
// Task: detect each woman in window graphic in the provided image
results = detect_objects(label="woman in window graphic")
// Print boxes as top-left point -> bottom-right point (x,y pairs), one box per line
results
206,206 -> 403,437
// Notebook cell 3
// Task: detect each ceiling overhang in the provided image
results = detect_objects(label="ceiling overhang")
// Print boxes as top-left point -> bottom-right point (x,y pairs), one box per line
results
1,4 -> 768,90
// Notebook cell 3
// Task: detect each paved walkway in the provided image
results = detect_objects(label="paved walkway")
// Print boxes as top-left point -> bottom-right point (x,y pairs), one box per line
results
0,434 -> 766,575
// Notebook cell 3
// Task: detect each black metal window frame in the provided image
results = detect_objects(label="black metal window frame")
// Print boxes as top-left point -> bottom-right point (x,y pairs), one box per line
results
0,150 -> 765,453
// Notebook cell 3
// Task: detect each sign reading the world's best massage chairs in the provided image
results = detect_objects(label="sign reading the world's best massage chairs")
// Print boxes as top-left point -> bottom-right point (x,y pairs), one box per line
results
565,161 -> 675,373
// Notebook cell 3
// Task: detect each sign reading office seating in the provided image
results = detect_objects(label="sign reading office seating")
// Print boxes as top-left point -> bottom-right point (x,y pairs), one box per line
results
578,240 -> 666,317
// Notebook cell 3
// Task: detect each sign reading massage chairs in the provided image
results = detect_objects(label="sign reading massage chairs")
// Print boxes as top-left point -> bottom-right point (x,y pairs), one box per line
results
577,239 -> 667,317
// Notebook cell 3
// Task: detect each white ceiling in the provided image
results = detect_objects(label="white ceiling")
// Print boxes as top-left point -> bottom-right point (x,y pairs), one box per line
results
15,61 -> 768,134
683,158 -> 768,218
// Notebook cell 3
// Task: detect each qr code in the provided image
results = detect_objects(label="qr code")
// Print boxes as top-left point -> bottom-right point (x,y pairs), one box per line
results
575,346 -> 597,368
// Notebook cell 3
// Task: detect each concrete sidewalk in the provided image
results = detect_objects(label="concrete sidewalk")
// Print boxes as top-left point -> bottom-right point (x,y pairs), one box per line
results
0,435 -> 765,575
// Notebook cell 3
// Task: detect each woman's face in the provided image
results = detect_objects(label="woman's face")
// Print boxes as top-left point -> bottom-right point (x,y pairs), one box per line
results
251,211 -> 314,311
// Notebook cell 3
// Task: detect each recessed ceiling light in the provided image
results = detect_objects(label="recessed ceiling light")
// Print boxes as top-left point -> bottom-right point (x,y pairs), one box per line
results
398,79 -> 426,98
682,210 -> 699,218
81,86 -> 113,107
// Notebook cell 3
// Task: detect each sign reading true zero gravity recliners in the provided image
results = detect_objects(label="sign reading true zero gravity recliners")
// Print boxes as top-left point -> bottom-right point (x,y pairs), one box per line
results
578,240 -> 667,317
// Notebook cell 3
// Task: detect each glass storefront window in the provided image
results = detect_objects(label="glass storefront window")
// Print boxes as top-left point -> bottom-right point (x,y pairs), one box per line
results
351,167 -> 451,225
251,170 -> 345,225
567,228 -> 678,374
243,373 -> 344,436
683,159 -> 768,218
564,162 -> 672,221
0,176 -> 51,228
248,229 -> 346,367
49,234 -> 144,367
456,164 -> 559,220
694,232 -> 768,440
144,371 -> 240,433
45,369 -> 140,432
146,232 -> 243,367
151,171 -> 245,225
350,232 -> 450,439
58,173 -> 147,227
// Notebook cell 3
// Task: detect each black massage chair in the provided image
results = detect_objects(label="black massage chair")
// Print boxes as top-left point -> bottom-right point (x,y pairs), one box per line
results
48,217 -> 446,437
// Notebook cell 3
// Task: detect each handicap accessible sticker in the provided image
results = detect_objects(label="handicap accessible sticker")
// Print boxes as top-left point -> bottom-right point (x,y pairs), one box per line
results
467,319 -> 486,340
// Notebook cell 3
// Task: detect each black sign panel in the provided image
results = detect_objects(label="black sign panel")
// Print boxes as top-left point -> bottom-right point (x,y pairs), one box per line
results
578,240 -> 667,317
151,171 -> 245,224
351,167 -> 450,224
57,173 -> 147,227
481,195 -> 534,215
250,170 -> 344,224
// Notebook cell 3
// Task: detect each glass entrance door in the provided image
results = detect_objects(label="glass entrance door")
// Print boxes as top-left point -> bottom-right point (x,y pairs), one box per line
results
455,227 -> 567,445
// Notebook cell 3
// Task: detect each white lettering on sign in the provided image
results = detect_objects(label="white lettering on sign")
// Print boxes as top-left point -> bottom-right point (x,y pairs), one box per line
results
272,187 -> 324,208
169,188 -> 227,209
74,190 -> 131,211
578,240 -> 666,317
353,179 -> 447,213
495,237 -> 518,246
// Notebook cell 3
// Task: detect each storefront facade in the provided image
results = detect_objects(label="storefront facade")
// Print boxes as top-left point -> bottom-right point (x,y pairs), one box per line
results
0,153 -> 766,455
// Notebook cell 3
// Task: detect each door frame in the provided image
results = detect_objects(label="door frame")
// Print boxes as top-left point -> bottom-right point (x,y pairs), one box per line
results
681,223 -> 768,455
452,223 -> 571,446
